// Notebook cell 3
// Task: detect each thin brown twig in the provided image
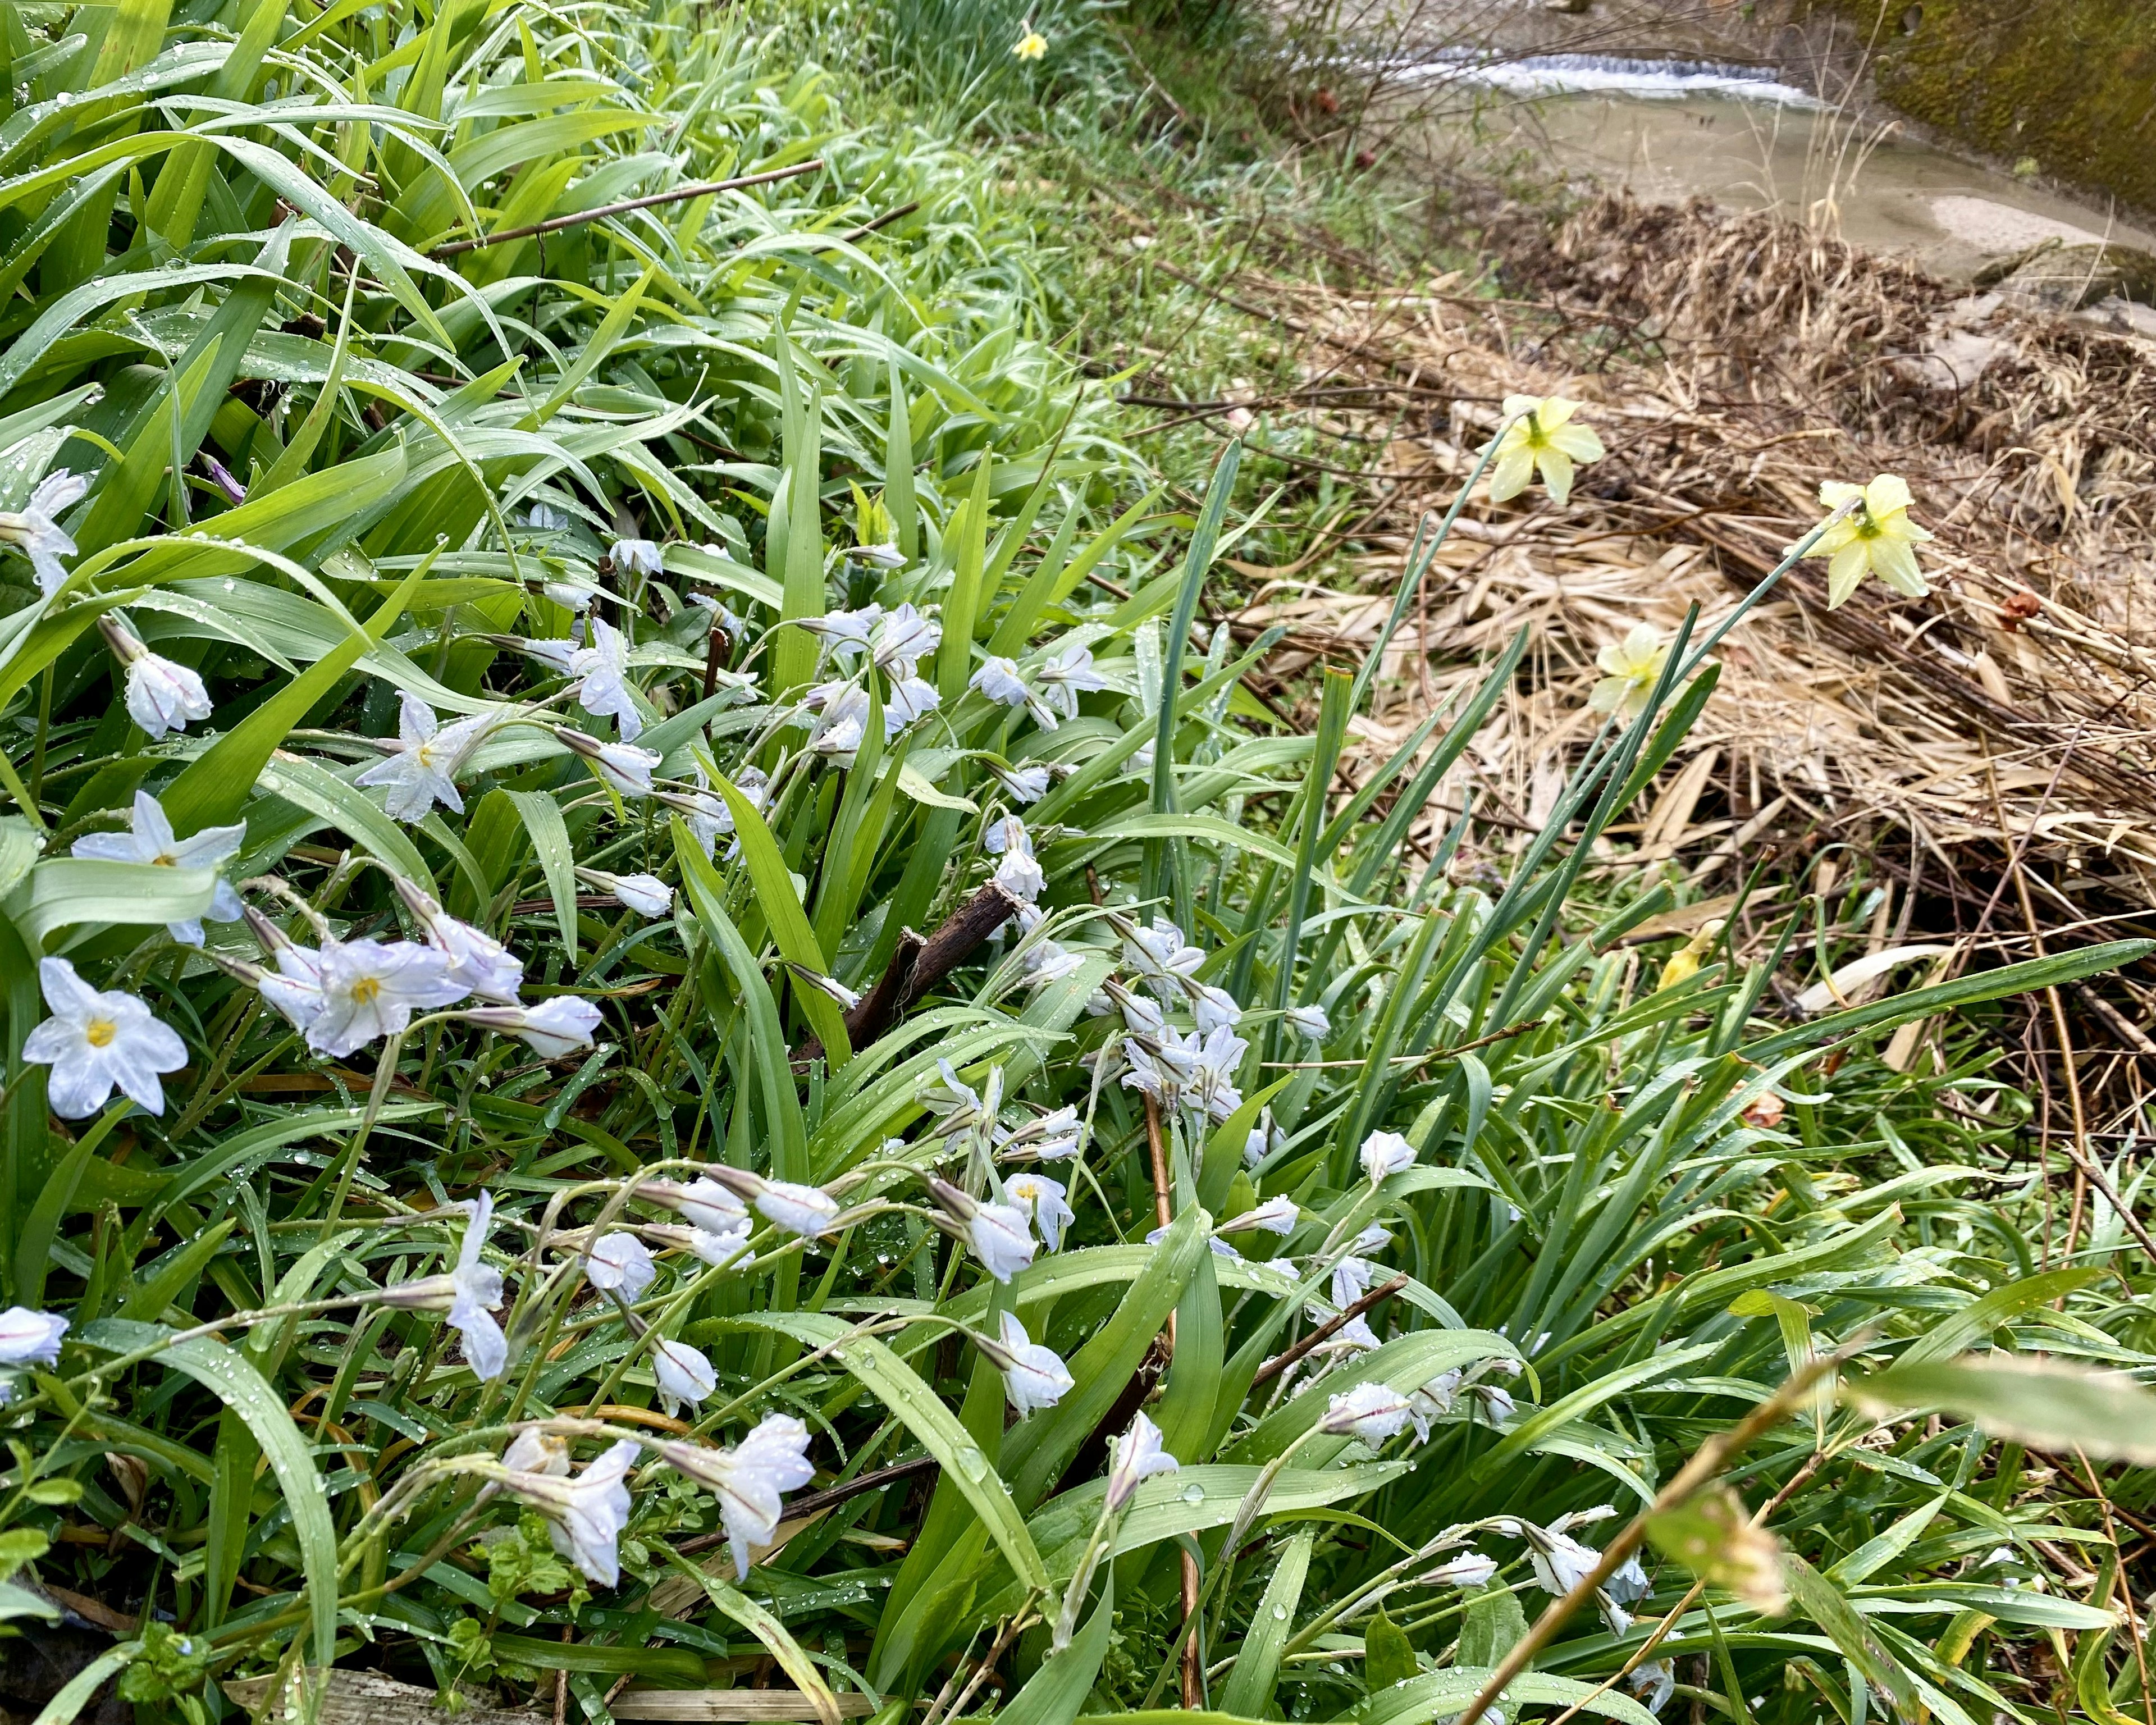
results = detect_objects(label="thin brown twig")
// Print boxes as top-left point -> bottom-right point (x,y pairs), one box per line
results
2073,1446 -> 2156,1725
1251,1274 -> 1410,1388
672,1455 -> 942,1555
1141,1094 -> 1201,1710
1980,748 -> 2156,1261
830,200 -> 920,244
432,159 -> 824,256
929,1610 -> 1034,1725
1543,1453 -> 1824,1725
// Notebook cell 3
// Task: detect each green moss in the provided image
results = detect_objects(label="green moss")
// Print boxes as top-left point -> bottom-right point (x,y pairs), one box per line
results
1813,0 -> 2156,215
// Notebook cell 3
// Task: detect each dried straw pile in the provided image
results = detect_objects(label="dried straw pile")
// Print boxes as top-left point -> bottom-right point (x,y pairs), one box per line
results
1175,194 -> 2156,1056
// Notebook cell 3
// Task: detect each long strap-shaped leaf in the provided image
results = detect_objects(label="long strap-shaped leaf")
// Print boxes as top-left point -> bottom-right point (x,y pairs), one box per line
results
88,1321 -> 340,1668
733,1310 -> 1050,1592
657,1550 -> 845,1725
506,789 -> 580,956
674,821 -> 811,1193
160,548 -> 437,834
1146,439 -> 1240,919
1001,1571 -> 1114,1725
1218,1529 -> 1309,1718
715,774 -> 851,1064
1741,939 -> 2153,1064
773,334 -> 826,695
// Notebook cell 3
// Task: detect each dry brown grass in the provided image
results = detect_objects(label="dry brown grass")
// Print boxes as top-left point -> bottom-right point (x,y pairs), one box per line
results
1133,190 -> 2156,1091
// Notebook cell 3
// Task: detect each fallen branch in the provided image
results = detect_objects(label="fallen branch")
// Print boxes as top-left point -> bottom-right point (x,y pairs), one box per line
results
433,159 -> 824,256
1251,1274 -> 1409,1387
794,883 -> 1022,1061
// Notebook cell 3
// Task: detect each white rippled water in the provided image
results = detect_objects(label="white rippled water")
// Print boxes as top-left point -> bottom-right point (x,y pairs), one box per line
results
1396,51 -> 1821,106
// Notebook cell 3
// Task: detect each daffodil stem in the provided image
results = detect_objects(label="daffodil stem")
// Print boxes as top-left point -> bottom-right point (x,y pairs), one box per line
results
1345,413 -> 1520,720
1670,499 -> 1857,687
1449,1352 -> 1844,1725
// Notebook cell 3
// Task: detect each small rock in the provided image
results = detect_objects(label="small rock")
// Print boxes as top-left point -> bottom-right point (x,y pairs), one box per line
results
1988,241 -> 2156,312
2078,295 -> 2156,341
1893,293 -> 2012,393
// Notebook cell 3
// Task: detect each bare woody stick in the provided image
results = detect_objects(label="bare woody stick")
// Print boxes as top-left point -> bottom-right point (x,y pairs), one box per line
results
794,882 -> 1023,1062
1143,1093 -> 1203,1710
1251,1274 -> 1409,1388
433,159 -> 824,257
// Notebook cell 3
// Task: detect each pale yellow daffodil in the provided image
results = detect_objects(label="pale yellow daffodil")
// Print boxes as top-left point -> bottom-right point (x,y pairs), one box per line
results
1656,919 -> 1725,992
1588,624 -> 1669,720
1011,26 -> 1047,58
1800,474 -> 1931,608
1488,394 -> 1605,508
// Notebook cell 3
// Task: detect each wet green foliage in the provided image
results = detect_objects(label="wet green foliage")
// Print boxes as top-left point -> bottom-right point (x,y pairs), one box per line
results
0,5 -> 2152,1725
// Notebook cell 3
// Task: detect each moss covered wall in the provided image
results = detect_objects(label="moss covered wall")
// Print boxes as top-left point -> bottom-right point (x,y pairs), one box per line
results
1812,0 -> 2156,216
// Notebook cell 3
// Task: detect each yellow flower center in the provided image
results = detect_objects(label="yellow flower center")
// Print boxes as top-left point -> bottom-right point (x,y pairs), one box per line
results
152,854 -> 175,866
351,976 -> 382,1006
85,1017 -> 117,1048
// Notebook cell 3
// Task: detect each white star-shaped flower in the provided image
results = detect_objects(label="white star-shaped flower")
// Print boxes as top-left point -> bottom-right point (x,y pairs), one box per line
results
0,1307 -> 68,1366
971,656 -> 1031,710
654,1337 -> 716,1409
1360,1130 -> 1416,1185
499,1438 -> 641,1586
654,1414 -> 814,1580
381,1193 -> 508,1379
990,1310 -> 1072,1416
585,1231 -> 656,1300
1004,1170 -> 1075,1252
356,693 -> 495,821
463,998 -> 602,1058
307,938 -> 465,1057
1321,1381 -> 1416,1444
1035,642 -> 1110,720
24,957 -> 187,1119
1104,1411 -> 1178,1511
396,880 -> 522,1003
1,469 -> 88,592
70,790 -> 245,946
569,617 -> 643,740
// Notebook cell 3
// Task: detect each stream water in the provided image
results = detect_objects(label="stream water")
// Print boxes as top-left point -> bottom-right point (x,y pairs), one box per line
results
1404,44 -> 2156,285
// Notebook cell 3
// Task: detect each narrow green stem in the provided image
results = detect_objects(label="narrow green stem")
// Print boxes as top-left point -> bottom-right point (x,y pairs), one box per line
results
319,1029 -> 404,1242
1669,500 -> 1855,687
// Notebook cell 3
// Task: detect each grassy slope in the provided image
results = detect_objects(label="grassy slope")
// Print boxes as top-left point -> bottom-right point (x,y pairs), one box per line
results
0,2 -> 2151,1722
